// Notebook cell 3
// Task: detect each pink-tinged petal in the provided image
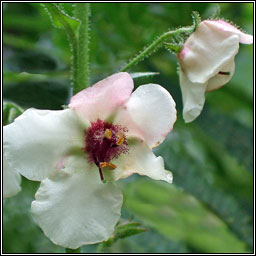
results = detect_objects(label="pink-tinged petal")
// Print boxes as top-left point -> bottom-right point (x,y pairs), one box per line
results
178,45 -> 190,60
206,57 -> 235,92
204,20 -> 253,44
178,21 -> 240,84
3,108 -> 85,181
31,156 -> 122,249
69,72 -> 134,122
179,70 -> 208,123
115,84 -> 176,148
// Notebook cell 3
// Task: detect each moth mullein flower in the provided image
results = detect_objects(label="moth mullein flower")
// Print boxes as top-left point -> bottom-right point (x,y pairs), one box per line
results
178,19 -> 253,123
3,72 -> 176,249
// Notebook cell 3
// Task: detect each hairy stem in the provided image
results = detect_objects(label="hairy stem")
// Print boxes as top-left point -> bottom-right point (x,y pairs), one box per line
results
121,26 -> 194,72
73,3 -> 91,94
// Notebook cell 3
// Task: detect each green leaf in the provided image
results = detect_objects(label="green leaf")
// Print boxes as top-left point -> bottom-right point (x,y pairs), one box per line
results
41,3 -> 79,32
155,126 -> 253,250
97,221 -> 147,252
3,71 -> 68,84
96,222 -> 188,253
197,109 -> 253,172
3,101 -> 24,125
123,179 -> 250,253
115,222 -> 147,239
3,33 -> 35,50
130,72 -> 159,79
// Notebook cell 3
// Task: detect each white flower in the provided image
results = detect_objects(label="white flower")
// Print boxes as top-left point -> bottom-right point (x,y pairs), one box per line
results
3,153 -> 21,198
178,19 -> 253,123
3,72 -> 176,249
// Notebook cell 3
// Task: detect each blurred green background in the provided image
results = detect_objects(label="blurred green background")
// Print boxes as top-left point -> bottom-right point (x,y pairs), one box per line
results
3,3 -> 253,253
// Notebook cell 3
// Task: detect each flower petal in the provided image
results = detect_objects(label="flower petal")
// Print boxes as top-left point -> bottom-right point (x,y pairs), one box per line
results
31,156 -> 122,249
69,72 -> 134,122
178,21 -> 240,84
3,154 -> 21,198
105,138 -> 173,183
206,57 -> 235,92
3,108 -> 85,181
179,71 -> 208,123
115,84 -> 176,148
204,20 -> 253,44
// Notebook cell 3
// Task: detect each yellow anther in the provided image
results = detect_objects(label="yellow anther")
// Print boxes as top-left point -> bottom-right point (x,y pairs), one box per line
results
100,162 -> 117,170
116,133 -> 125,146
104,129 -> 112,139
100,162 -> 108,168
107,162 -> 117,169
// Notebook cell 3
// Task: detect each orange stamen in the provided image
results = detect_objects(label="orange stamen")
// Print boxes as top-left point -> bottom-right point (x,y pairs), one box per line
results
107,162 -> 117,169
100,162 -> 108,168
100,162 -> 117,170
117,133 -> 125,146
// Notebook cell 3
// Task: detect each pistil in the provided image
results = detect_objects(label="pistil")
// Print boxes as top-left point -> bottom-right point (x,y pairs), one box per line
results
84,119 -> 128,181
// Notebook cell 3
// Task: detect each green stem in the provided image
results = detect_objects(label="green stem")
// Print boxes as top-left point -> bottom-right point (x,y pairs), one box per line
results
65,247 -> 81,253
120,26 -> 194,72
73,3 -> 91,94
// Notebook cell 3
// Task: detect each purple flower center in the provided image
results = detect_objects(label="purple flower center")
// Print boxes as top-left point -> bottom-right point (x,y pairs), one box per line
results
84,119 -> 129,181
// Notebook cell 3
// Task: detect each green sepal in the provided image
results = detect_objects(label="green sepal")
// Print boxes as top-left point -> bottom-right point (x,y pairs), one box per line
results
165,11 -> 201,54
164,43 -> 183,54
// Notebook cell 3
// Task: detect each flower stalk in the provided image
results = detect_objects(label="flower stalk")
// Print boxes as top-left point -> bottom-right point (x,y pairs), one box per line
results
120,26 -> 192,72
120,11 -> 201,72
